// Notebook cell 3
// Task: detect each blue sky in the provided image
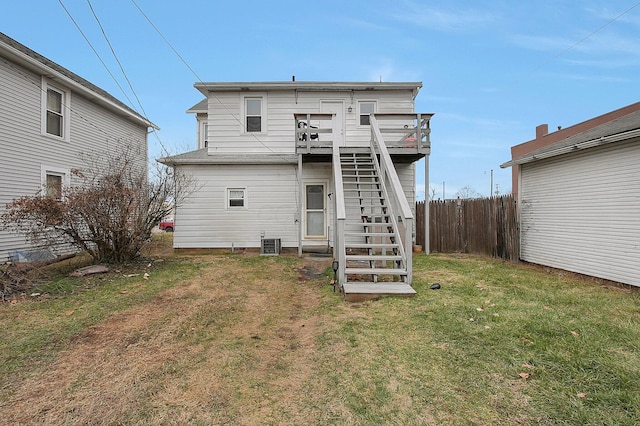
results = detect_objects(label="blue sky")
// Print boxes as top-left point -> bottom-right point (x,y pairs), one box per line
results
2,1 -> 639,199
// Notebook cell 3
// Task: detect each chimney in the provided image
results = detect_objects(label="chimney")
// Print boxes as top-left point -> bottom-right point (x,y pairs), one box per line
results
536,124 -> 548,139
292,75 -> 295,82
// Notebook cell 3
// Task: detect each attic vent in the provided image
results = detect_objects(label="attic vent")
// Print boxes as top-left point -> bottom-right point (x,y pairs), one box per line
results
261,238 -> 281,256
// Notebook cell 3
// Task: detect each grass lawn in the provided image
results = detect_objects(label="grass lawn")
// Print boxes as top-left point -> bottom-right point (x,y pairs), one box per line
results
0,240 -> 638,425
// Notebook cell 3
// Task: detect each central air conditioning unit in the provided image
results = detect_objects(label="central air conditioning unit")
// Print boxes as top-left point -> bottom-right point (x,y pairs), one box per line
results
260,238 -> 281,256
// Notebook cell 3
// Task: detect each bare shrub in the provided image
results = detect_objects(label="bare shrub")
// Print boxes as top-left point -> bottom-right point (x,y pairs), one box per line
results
1,148 -> 195,263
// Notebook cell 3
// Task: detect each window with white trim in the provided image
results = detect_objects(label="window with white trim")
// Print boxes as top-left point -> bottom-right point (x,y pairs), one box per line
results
245,98 -> 262,132
199,120 -> 209,148
41,165 -> 69,200
359,101 -> 376,126
41,79 -> 70,140
227,188 -> 246,208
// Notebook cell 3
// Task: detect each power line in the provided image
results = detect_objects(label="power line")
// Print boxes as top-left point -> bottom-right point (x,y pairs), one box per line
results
528,1 -> 640,76
499,1 -> 640,93
57,0 -> 136,110
84,0 -> 170,156
129,0 -> 289,159
129,0 -> 205,84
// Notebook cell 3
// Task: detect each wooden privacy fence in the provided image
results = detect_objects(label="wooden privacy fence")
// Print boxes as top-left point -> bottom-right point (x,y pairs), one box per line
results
416,196 -> 519,261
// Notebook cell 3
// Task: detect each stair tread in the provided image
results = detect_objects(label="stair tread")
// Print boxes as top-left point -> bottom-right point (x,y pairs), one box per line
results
343,196 -> 385,199
345,267 -> 407,274
342,283 -> 416,296
344,232 -> 396,237
346,220 -> 392,225
341,163 -> 374,166
346,243 -> 399,248
343,181 -> 378,183
345,255 -> 403,260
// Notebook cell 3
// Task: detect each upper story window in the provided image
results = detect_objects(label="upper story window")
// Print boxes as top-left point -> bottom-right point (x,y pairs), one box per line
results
46,89 -> 63,136
245,98 -> 262,132
41,78 -> 70,141
359,101 -> 376,126
199,120 -> 209,148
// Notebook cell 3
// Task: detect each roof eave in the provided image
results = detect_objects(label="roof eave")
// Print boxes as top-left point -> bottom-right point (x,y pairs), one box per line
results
193,81 -> 423,97
501,127 -> 640,168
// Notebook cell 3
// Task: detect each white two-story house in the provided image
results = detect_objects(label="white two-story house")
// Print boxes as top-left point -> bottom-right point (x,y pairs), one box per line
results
161,81 -> 432,300
0,32 -> 156,262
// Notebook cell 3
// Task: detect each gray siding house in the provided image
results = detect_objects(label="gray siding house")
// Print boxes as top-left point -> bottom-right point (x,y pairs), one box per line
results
0,32 -> 156,262
161,81 -> 433,300
502,102 -> 640,287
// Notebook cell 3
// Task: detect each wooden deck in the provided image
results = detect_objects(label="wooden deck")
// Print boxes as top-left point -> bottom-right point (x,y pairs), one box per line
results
342,282 -> 416,302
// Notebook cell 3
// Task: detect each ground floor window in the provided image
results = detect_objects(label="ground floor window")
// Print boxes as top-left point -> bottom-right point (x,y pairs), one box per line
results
41,165 -> 69,200
227,188 -> 246,208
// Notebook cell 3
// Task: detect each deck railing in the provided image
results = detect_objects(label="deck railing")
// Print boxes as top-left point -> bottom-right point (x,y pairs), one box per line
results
294,113 -> 334,153
294,112 -> 433,154
373,113 -> 433,152
370,115 -> 414,284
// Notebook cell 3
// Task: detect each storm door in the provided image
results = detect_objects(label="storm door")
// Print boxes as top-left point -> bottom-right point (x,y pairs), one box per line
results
305,183 -> 326,238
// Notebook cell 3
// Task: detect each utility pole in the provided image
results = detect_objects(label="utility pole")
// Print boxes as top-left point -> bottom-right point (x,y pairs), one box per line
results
490,169 -> 493,198
442,181 -> 445,200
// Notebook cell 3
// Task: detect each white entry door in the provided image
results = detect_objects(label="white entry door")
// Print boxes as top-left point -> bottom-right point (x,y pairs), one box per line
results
320,100 -> 345,147
305,183 -> 326,239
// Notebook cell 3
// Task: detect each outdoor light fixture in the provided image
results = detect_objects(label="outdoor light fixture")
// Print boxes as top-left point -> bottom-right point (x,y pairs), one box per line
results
347,106 -> 353,113
331,260 -> 339,292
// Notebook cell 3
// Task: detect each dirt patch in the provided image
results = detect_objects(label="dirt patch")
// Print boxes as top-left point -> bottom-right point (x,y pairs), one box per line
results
0,254 -> 338,425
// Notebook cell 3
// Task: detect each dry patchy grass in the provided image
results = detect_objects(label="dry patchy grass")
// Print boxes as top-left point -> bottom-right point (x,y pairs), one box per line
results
0,244 -> 638,425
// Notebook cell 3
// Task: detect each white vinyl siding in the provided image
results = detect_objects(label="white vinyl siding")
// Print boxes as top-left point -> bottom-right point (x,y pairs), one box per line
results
519,138 -> 640,287
0,56 -> 148,262
206,89 -> 416,154
173,164 -> 299,249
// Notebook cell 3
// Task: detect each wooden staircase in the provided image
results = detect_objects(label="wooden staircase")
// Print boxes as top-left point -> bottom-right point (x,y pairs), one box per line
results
338,150 -> 416,301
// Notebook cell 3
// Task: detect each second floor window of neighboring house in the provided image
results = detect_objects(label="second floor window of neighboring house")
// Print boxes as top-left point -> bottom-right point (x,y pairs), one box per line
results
359,101 -> 376,126
42,78 -> 70,141
46,88 -> 64,137
245,98 -> 262,132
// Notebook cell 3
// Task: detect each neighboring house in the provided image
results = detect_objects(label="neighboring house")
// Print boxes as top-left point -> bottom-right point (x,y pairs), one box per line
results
160,81 -> 433,300
0,32 -> 156,262
501,102 -> 640,287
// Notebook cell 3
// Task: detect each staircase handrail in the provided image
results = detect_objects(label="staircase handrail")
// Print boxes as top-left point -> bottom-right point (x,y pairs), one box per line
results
370,115 -> 413,284
370,116 -> 414,220
331,115 -> 347,287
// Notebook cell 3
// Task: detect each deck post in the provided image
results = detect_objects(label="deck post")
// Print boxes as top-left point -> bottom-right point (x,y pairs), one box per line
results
424,146 -> 430,255
298,154 -> 303,257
